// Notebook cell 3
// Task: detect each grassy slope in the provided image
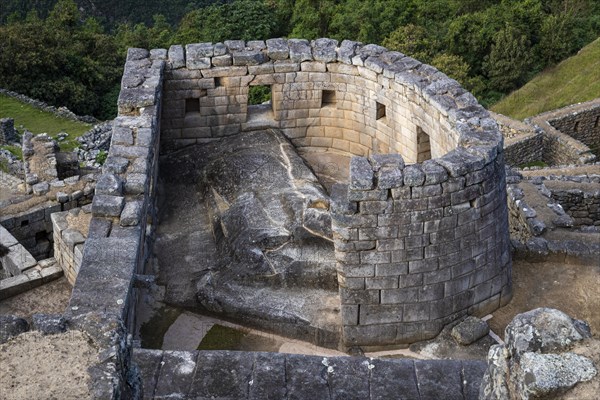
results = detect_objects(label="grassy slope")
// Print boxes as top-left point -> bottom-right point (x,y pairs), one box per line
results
491,37 -> 600,120
0,94 -> 91,152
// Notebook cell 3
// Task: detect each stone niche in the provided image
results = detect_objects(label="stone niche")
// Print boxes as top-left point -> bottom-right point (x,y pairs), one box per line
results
156,38 -> 513,347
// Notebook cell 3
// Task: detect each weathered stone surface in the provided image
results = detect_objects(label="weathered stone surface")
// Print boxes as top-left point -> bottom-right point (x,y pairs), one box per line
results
480,308 -> 598,400
505,308 -> 591,358
288,39 -> 312,62
312,38 -> 338,63
96,173 -> 123,196
266,38 -> 289,60
349,157 -> 374,190
232,50 -> 267,66
404,164 -> 426,186
185,43 -> 211,69
31,314 -> 66,335
0,315 -> 29,344
451,316 -> 490,345
519,352 -> 597,398
32,182 -> 49,195
120,200 -> 142,226
92,194 -> 125,217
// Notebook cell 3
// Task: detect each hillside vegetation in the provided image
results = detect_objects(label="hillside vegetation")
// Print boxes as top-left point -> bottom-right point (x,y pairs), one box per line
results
0,94 -> 91,152
0,0 -> 599,119
492,37 -> 600,120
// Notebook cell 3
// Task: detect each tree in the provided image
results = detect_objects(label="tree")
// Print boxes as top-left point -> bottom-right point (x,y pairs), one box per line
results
484,25 -> 534,93
431,53 -> 486,98
175,0 -> 277,43
382,24 -> 438,63
539,13 -> 577,65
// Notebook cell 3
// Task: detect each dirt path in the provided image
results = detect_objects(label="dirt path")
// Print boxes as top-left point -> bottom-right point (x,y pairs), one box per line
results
488,258 -> 600,339
0,277 -> 71,319
0,331 -> 96,400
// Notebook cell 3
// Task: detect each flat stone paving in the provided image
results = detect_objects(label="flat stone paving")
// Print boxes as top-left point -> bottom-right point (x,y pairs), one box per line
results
134,348 -> 486,400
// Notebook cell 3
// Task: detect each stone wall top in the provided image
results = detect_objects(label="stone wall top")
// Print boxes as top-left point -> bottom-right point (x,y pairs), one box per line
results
160,38 -> 504,181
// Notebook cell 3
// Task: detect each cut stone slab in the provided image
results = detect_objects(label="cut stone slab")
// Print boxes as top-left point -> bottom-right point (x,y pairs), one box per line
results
451,316 -> 490,345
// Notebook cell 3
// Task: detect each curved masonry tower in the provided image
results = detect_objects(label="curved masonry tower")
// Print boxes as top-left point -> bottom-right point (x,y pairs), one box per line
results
100,38 -> 512,350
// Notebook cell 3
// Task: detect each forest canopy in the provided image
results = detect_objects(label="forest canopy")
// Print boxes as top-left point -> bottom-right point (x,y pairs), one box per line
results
1,0 -> 598,120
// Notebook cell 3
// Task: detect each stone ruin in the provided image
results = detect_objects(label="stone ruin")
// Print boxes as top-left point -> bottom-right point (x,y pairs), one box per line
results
1,38 -> 598,399
0,117 -> 19,145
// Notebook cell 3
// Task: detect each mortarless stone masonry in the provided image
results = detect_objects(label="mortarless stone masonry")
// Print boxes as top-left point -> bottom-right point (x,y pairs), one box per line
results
157,38 -> 512,347
63,39 -> 514,396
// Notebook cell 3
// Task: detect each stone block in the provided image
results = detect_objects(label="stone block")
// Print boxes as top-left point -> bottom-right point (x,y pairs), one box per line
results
403,302 -> 430,322
311,38 -> 338,63
340,288 -> 379,304
403,165 -> 425,186
120,200 -> 143,227
451,316 -> 489,345
349,156 -> 374,190
32,313 -> 66,335
266,38 -> 289,60
92,195 -> 125,217
232,50 -> 267,66
96,173 -> 123,196
62,228 -> 85,251
288,39 -> 312,62
361,304 -> 403,324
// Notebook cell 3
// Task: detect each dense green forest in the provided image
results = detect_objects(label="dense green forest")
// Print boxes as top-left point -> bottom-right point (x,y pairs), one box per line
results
1,0 -> 598,120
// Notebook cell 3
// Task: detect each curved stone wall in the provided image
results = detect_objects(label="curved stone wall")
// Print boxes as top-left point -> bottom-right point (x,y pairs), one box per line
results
157,38 -> 513,347
160,38 -> 475,162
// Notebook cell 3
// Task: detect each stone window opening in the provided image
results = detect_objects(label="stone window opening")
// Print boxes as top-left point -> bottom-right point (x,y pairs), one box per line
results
417,126 -> 431,162
574,121 -> 580,132
214,77 -> 222,87
376,101 -> 386,120
184,90 -> 207,114
247,85 -> 274,122
321,90 -> 336,107
594,116 -> 599,128
185,98 -> 201,114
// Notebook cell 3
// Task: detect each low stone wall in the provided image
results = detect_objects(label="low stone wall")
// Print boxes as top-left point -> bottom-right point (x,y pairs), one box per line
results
0,88 -> 98,124
51,208 -> 90,285
548,185 -> 600,227
64,47 -> 164,398
0,118 -> 18,145
490,110 -> 595,167
544,99 -> 600,155
134,348 -> 486,399
491,111 -> 543,168
0,175 -> 95,260
0,224 -> 37,277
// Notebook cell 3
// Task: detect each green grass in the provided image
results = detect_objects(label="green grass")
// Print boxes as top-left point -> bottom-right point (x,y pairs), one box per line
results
2,144 -> 22,160
519,160 -> 548,169
491,37 -> 600,120
0,93 -> 92,152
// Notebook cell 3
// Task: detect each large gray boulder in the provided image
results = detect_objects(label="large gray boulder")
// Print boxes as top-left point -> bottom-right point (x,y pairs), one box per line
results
480,308 -> 597,400
169,130 -> 338,322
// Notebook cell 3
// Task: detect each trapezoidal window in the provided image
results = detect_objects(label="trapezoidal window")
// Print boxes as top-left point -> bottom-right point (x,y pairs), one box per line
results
185,90 -> 206,114
185,98 -> 200,114
574,121 -> 580,132
376,101 -> 386,120
417,126 -> 431,162
247,85 -> 274,122
321,90 -> 336,107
